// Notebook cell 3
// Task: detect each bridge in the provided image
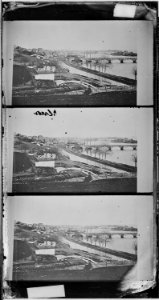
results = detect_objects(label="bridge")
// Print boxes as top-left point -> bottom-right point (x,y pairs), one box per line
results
84,56 -> 137,64
85,144 -> 137,151
68,143 -> 137,152
66,52 -> 137,64
67,231 -> 137,240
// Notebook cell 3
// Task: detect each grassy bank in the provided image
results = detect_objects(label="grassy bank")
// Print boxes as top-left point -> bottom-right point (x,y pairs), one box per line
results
13,177 -> 137,193
12,90 -> 136,106
65,62 -> 136,86
66,238 -> 137,261
13,264 -> 133,281
66,149 -> 137,173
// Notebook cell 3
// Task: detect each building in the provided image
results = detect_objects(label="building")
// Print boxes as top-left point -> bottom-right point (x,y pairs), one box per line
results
38,240 -> 56,248
37,65 -> 56,73
35,249 -> 57,263
35,161 -> 56,176
35,161 -> 55,168
37,153 -> 56,160
34,73 -> 56,88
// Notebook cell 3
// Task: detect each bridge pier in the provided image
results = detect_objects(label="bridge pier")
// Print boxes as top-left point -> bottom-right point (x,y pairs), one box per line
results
82,56 -> 137,65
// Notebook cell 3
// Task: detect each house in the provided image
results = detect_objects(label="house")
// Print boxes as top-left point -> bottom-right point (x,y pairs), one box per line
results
37,153 -> 56,160
37,240 -> 56,248
35,161 -> 55,168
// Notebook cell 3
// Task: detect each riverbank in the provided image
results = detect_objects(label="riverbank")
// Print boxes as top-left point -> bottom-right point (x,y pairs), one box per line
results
65,61 -> 136,86
13,177 -> 137,193
65,149 -> 136,173
65,237 -> 137,261
12,90 -> 136,106
13,264 -> 133,281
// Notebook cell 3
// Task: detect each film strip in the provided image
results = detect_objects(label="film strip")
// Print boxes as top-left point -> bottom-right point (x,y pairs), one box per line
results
2,1 -> 159,299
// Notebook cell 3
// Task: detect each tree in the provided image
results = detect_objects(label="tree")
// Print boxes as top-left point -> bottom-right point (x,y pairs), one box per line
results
133,240 -> 137,255
132,66 -> 137,83
132,154 -> 137,168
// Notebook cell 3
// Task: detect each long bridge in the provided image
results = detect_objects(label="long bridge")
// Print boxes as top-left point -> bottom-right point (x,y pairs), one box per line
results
84,56 -> 137,64
67,53 -> 137,64
68,143 -> 137,151
67,231 -> 137,240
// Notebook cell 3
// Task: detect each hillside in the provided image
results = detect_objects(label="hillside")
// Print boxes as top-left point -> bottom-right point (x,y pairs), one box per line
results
13,152 -> 33,173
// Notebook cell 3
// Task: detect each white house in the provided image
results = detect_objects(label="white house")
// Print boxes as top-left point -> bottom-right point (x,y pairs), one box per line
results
35,161 -> 55,168
37,153 -> 56,160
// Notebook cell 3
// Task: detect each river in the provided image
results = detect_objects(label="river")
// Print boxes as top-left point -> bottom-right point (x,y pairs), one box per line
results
60,62 -> 128,87
82,61 -> 137,80
83,237 -> 137,255
62,237 -> 137,261
62,148 -> 136,171
82,148 -> 137,167
106,238 -> 137,255
34,62 -> 136,88
61,149 -> 129,174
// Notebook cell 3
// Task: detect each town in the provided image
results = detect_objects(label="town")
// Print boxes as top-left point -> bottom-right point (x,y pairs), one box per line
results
13,133 -> 137,193
13,220 -> 137,281
12,46 -> 137,106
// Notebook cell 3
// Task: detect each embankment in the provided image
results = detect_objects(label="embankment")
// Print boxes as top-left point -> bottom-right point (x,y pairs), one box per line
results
65,237 -> 137,261
64,61 -> 136,86
65,149 -> 137,173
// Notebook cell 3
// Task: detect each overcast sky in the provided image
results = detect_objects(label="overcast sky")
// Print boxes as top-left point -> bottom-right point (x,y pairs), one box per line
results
9,108 -> 137,139
5,21 -> 137,52
10,196 -> 141,226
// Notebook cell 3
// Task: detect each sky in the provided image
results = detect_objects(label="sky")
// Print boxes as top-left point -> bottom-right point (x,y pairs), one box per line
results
4,21 -> 137,52
9,108 -> 137,139
10,196 -> 140,226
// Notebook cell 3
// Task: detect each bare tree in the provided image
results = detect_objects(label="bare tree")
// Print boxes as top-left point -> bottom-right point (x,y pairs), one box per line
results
132,153 -> 137,168
132,66 -> 137,83
133,240 -> 137,255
